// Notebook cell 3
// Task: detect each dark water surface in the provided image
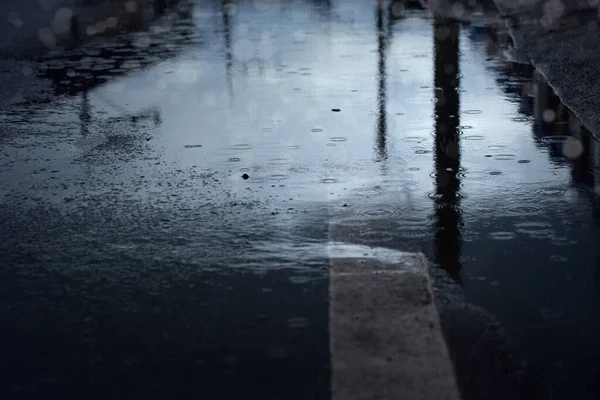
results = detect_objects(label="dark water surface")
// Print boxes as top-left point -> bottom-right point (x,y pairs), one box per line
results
1,0 -> 599,399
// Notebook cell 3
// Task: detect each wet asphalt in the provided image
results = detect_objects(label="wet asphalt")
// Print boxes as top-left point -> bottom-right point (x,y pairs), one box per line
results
1,0 -> 600,399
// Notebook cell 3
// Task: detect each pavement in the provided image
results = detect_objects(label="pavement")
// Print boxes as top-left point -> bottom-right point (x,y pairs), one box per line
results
491,0 -> 600,139
0,1 -> 580,399
329,249 -> 461,400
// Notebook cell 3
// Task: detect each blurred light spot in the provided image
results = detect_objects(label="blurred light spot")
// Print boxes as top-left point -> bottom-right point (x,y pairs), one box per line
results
542,108 -> 556,123
125,1 -> 138,13
52,7 -> 74,35
95,21 -> 107,34
106,16 -> 118,28
38,26 -> 56,48
563,137 -> 584,159
451,2 -> 465,17
86,26 -> 97,36
13,18 -> 23,28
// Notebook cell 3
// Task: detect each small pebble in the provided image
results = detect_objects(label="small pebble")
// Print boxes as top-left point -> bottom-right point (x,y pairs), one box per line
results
331,108 -> 341,112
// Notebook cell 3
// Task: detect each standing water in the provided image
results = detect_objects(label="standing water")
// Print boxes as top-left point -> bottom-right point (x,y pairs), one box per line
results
0,1 -> 599,399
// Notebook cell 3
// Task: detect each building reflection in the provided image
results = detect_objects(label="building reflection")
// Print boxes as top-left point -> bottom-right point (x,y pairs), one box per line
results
34,0 -> 197,135
432,16 -> 462,282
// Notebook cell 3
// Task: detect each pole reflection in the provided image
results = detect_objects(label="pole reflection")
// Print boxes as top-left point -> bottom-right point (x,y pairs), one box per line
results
433,16 -> 462,282
375,0 -> 390,162
80,89 -> 91,136
222,0 -> 235,107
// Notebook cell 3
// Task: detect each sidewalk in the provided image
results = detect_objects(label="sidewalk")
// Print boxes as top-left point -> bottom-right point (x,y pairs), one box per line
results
492,0 -> 600,139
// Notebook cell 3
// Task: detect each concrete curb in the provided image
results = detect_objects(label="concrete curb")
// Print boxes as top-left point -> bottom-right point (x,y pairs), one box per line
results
491,0 -> 600,139
329,247 -> 462,400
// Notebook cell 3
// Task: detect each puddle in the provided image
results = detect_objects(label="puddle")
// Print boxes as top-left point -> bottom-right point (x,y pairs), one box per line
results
1,1 -> 600,399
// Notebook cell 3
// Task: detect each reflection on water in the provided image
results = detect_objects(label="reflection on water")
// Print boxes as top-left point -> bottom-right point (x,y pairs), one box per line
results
1,1 -> 600,399
433,16 -> 462,282
374,0 -> 391,161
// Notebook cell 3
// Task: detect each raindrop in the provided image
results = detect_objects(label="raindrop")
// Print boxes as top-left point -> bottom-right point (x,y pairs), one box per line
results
184,144 -> 203,148
408,167 -> 420,171
268,158 -> 291,165
540,136 -> 568,144
486,145 -> 507,151
504,205 -> 543,216
352,204 -> 396,218
518,159 -> 531,164
488,170 -> 502,175
512,116 -> 530,122
330,137 -> 347,142
228,157 -> 241,162
331,108 -> 341,112
350,186 -> 384,197
463,135 -> 485,140
493,154 -> 517,161
415,149 -> 432,154
535,187 -> 566,196
326,143 -> 337,147
396,228 -> 429,239
311,128 -> 323,132
458,125 -> 473,130
321,178 -> 339,183
331,218 -> 368,227
402,136 -> 425,143
358,231 -> 395,243
231,143 -> 253,150
288,145 -> 300,149
289,166 -> 310,173
550,237 -> 577,246
489,231 -> 516,240
514,221 -> 554,238
268,174 -> 289,181
464,109 -> 483,114
260,127 -> 273,132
